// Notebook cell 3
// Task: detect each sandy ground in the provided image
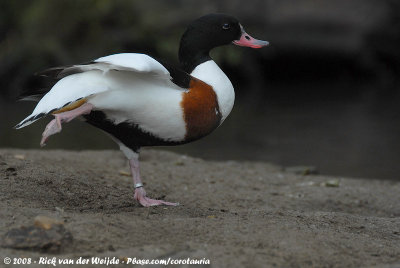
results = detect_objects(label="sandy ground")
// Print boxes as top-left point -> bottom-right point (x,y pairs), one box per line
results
0,149 -> 399,268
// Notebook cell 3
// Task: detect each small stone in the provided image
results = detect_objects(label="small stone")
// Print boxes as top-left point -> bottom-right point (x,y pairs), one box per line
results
34,216 -> 64,230
119,170 -> 130,176
321,179 -> 340,187
1,224 -> 72,253
55,207 -> 64,213
285,166 -> 318,175
14,154 -> 25,160
298,181 -> 317,187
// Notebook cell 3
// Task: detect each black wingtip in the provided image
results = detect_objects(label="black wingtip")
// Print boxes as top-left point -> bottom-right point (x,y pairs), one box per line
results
14,122 -> 22,129
34,67 -> 65,77
17,95 -> 42,102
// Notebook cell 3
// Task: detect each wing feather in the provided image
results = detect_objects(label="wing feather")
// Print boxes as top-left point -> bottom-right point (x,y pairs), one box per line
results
16,53 -> 181,129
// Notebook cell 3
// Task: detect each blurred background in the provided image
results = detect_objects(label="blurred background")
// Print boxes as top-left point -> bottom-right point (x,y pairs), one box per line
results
1,0 -> 399,180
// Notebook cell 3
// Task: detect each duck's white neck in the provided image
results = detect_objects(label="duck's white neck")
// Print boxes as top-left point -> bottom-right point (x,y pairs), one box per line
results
190,60 -> 235,123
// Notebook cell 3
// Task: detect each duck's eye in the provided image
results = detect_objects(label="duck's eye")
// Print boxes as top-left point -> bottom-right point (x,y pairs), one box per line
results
222,23 -> 230,30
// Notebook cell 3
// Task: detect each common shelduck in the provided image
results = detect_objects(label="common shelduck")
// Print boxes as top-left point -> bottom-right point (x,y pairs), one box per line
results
16,14 -> 269,207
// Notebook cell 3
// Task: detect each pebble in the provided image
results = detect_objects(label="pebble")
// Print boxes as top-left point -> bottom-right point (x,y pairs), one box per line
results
34,215 -> 64,230
285,166 -> 319,175
1,216 -> 72,253
13,154 -> 25,160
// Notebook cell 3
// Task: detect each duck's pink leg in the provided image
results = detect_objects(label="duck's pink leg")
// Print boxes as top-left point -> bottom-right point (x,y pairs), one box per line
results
40,103 -> 93,147
129,157 -> 179,207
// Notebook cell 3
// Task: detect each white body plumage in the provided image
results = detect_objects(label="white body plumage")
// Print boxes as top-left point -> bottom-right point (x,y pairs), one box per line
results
16,54 -> 235,142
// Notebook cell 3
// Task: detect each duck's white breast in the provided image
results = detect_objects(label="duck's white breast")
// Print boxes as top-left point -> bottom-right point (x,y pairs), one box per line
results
190,60 -> 235,123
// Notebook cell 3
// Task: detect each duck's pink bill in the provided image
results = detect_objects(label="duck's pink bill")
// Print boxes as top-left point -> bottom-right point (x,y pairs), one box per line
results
233,32 -> 269,48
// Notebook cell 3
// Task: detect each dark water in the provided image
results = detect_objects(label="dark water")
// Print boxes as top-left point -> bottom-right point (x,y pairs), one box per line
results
1,83 -> 399,180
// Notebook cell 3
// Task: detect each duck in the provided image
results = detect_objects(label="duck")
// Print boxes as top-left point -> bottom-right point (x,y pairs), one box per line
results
15,13 -> 269,207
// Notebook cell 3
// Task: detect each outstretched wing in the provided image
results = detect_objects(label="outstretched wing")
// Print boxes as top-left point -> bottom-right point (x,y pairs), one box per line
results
15,53 -> 188,129
43,53 -> 171,79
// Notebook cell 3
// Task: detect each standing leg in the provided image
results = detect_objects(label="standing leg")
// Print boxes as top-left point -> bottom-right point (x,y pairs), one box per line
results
40,103 -> 93,146
116,142 -> 178,207
129,157 -> 178,207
